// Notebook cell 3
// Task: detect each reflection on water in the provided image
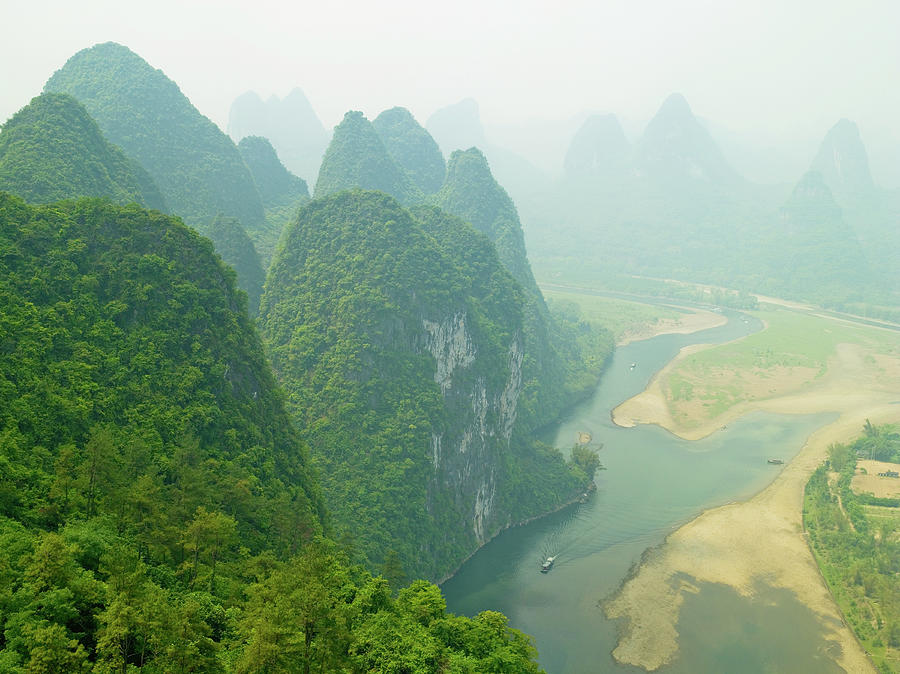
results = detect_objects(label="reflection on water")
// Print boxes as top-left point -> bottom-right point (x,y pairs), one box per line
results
441,311 -> 841,673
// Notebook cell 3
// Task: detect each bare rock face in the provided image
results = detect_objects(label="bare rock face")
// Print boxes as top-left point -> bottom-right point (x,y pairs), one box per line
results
259,190 -> 578,580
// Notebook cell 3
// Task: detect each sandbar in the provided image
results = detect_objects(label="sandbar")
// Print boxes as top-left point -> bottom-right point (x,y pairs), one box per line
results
617,308 -> 727,346
605,315 -> 900,672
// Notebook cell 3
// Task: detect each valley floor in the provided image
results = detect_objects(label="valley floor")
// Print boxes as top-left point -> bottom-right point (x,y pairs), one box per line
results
605,308 -> 900,672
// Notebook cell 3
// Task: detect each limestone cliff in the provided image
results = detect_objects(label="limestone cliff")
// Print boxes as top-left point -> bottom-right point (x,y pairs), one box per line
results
259,191 -> 583,580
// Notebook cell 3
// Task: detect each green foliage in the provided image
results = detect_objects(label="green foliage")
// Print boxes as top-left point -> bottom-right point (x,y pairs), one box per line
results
195,215 -> 265,316
0,193 -> 546,669
0,193 -> 323,547
237,136 -> 309,209
0,93 -> 165,211
570,445 -> 603,482
314,111 -> 424,204
434,148 -> 537,296
260,191 -> 587,580
231,539 -> 544,674
44,42 -> 266,235
434,149 -> 611,432
237,136 -> 309,266
805,425 -> 900,672
373,107 -> 446,194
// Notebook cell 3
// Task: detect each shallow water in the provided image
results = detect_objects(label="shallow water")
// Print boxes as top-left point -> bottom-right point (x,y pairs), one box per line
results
441,310 -> 840,672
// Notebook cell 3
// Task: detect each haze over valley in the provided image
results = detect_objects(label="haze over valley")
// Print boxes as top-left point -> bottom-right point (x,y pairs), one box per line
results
1,3 -> 899,672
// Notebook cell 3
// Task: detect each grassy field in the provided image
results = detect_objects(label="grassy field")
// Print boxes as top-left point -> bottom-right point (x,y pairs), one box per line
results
540,289 -> 682,341
656,308 -> 900,431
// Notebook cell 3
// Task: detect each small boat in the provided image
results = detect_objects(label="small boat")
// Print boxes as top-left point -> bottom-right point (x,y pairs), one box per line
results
629,362 -> 636,371
541,556 -> 556,573
767,458 -> 784,465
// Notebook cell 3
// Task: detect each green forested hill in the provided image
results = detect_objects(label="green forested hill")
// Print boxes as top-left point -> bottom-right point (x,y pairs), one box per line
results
237,135 -> 309,266
435,148 -> 540,298
0,93 -> 166,210
0,194 -> 323,541
227,88 -> 329,185
433,148 -> 608,433
0,193 -> 545,672
44,42 -> 266,237
751,171 -> 872,302
194,214 -> 266,316
259,190 -> 591,580
373,107 -> 446,194
314,111 -> 424,204
237,135 -> 309,209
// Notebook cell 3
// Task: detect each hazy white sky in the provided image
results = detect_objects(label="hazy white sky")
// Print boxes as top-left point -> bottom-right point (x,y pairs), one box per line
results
3,0 -> 899,151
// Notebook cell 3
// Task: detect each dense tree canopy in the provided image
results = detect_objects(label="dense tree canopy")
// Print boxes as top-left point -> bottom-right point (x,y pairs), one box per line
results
0,193 -> 323,545
237,135 -> 310,267
0,93 -> 165,210
373,107 -> 446,194
259,190 -> 591,580
44,42 -> 266,236
194,215 -> 266,317
0,193 -> 544,670
314,111 -> 424,205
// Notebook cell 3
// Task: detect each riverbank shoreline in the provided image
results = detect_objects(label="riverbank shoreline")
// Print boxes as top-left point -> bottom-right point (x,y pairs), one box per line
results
605,404 -> 900,672
603,306 -> 900,671
616,307 -> 727,346
437,482 -> 595,586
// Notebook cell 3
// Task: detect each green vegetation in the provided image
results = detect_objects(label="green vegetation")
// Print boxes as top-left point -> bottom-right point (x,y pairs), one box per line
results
227,88 -> 329,185
237,136 -> 309,210
260,191 -> 593,580
523,96 -> 898,312
194,215 -> 266,317
237,135 -> 309,266
314,111 -> 424,205
0,193 -> 322,544
0,193 -> 544,671
0,93 -> 165,210
435,148 -> 537,296
373,107 -> 446,194
542,289 -> 681,342
44,42 -> 266,237
650,309 -> 900,431
434,148 -> 612,432
804,424 -> 900,672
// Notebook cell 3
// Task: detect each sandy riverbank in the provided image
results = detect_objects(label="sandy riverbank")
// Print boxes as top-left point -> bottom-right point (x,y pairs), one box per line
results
604,315 -> 900,671
617,308 -> 727,346
605,402 -> 900,672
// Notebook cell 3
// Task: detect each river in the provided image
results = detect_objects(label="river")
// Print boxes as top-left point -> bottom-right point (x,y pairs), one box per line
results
441,309 -> 841,673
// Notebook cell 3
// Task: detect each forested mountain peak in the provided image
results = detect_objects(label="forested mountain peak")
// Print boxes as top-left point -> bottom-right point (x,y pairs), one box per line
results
635,92 -> 740,184
228,87 -> 329,184
0,92 -> 165,210
0,192 -> 324,547
767,170 -> 871,295
810,118 -> 876,199
373,107 -> 446,194
563,112 -> 631,178
44,42 -> 266,235
259,189 -> 590,580
238,135 -> 309,208
435,147 -> 538,295
194,213 -> 266,316
313,110 -> 423,204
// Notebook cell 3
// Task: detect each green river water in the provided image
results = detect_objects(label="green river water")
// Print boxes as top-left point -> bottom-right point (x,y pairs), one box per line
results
441,309 -> 843,673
